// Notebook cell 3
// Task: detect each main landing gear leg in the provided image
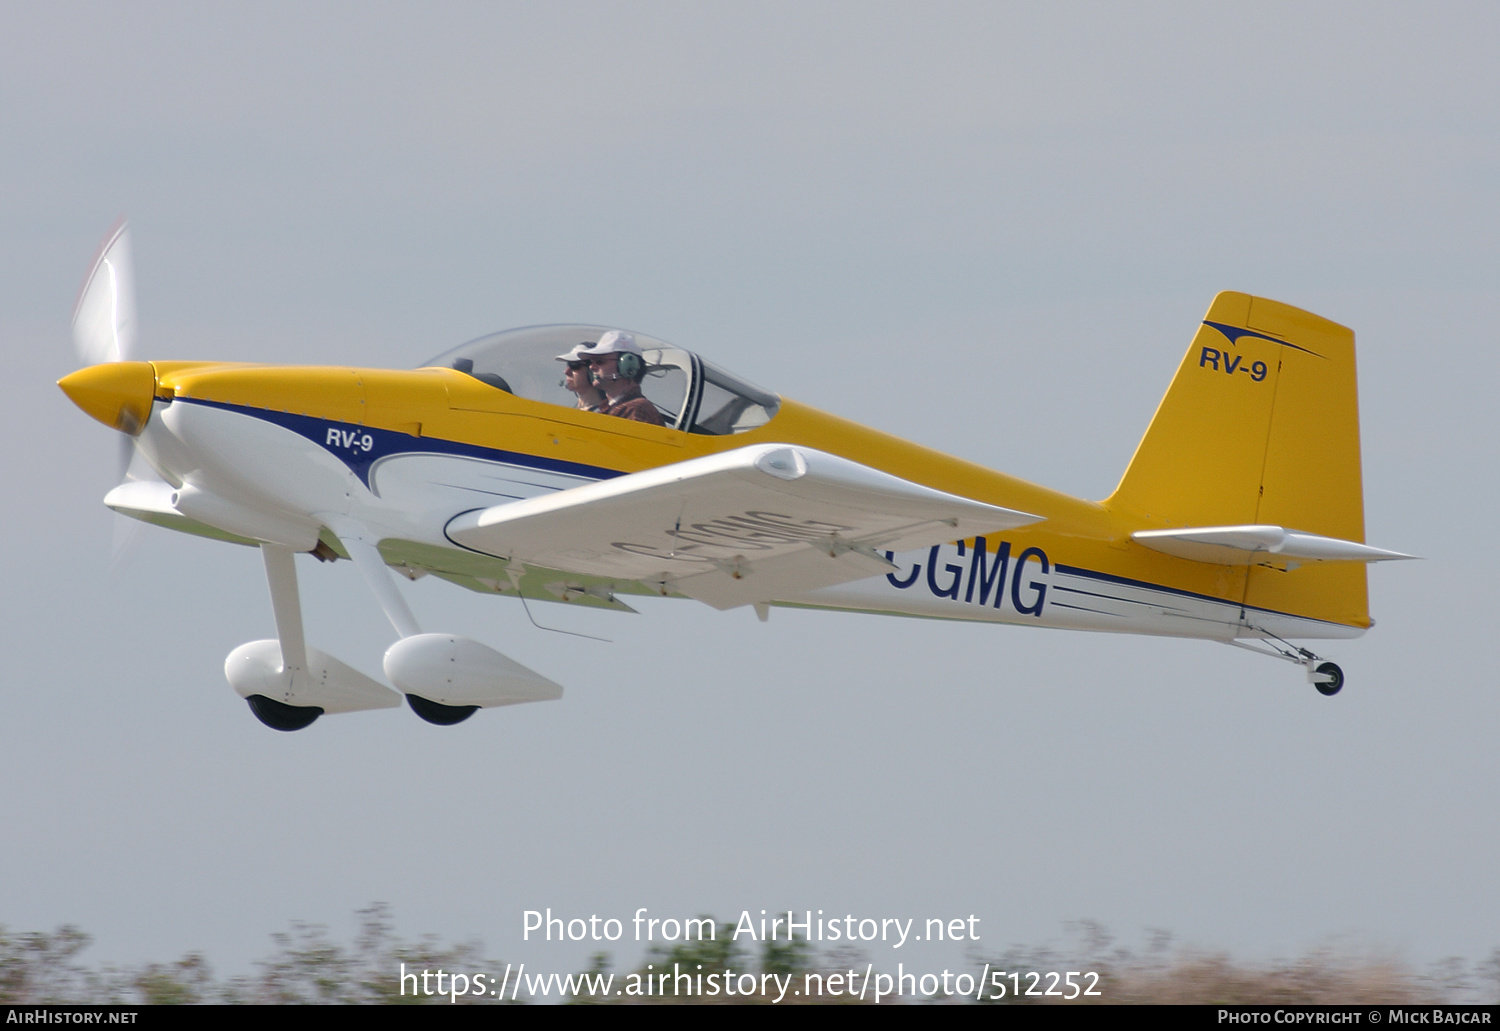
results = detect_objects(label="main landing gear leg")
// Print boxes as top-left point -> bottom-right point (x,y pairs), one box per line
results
1227,632 -> 1344,696
227,542 -> 402,730
242,543 -> 324,730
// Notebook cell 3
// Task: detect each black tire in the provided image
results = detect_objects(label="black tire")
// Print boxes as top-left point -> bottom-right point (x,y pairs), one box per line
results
1314,662 -> 1344,696
246,694 -> 324,731
406,694 -> 479,726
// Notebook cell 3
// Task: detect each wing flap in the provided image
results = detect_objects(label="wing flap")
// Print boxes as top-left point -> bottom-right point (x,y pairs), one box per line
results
445,444 -> 1041,609
1132,525 -> 1415,565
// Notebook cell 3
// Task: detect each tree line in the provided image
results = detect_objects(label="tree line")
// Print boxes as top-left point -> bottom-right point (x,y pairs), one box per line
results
2,908 -> 1495,1005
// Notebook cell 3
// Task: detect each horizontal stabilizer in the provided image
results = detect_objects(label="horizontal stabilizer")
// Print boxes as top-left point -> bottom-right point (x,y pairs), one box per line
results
1132,525 -> 1415,566
445,444 -> 1041,610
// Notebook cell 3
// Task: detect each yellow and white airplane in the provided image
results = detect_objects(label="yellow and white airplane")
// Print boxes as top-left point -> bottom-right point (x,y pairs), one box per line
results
60,224 -> 1412,731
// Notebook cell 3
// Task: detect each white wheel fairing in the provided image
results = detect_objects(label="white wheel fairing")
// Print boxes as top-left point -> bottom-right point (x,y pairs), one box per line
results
383,634 -> 562,708
225,640 -> 400,714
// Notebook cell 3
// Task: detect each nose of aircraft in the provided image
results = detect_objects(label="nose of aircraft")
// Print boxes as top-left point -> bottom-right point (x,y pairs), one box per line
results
58,361 -> 157,435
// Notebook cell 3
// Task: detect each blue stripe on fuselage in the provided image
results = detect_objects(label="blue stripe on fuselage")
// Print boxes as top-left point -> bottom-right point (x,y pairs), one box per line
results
1052,563 -> 1351,630
170,397 -> 625,487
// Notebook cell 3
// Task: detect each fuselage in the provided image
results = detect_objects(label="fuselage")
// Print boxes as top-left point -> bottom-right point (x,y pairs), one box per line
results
64,348 -> 1364,645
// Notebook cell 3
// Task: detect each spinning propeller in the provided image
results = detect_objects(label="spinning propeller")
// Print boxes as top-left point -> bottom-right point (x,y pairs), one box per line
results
60,222 -> 165,557
71,220 -> 137,367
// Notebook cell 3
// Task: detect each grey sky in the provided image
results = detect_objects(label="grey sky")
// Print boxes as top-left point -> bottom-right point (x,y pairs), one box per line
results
3,2 -> 1496,984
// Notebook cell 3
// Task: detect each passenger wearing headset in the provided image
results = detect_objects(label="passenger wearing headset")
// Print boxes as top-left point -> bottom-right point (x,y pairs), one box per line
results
578,331 -> 665,426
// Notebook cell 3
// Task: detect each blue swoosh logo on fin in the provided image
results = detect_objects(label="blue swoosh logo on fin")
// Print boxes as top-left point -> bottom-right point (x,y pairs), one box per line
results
1202,320 -> 1324,359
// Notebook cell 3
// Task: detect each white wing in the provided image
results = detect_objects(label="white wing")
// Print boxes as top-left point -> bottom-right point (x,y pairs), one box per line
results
445,444 -> 1042,610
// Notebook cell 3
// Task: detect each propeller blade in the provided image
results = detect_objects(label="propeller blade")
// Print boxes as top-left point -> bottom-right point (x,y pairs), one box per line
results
71,221 -> 136,366
117,432 -> 133,482
69,222 -> 159,568
110,443 -> 168,568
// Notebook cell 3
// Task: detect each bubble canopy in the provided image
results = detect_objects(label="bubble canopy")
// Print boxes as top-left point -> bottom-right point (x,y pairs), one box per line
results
421,325 -> 780,435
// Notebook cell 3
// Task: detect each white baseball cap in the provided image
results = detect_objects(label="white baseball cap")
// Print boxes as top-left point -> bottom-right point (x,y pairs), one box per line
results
578,330 -> 643,357
555,343 -> 593,364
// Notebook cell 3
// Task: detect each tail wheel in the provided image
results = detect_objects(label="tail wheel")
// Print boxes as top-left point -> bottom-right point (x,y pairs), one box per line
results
406,694 -> 479,726
1313,662 -> 1344,696
246,694 -> 324,731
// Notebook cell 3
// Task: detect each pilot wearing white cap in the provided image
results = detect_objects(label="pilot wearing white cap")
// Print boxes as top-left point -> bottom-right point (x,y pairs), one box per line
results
577,332 -> 664,426
555,343 -> 605,412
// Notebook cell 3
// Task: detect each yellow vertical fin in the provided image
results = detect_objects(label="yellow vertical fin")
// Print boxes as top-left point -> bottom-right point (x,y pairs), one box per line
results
1109,292 -> 1278,526
1107,292 -> 1369,629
